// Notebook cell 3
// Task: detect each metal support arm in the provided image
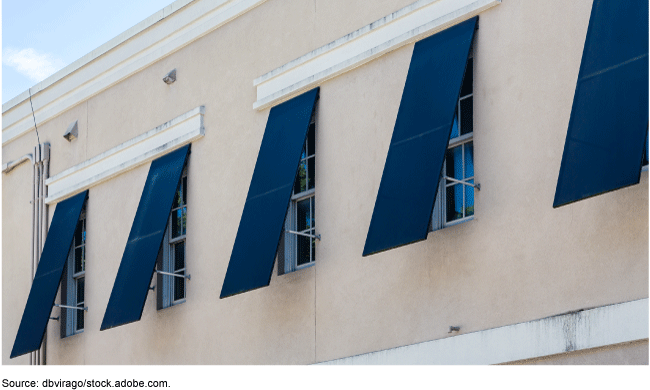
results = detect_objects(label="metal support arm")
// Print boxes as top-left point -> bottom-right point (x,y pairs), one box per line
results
156,270 -> 191,280
285,230 -> 321,241
444,176 -> 480,191
54,304 -> 88,312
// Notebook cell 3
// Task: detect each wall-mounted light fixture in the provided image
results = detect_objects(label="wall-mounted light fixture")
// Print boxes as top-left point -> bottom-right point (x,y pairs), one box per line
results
448,326 -> 461,333
163,69 -> 177,84
63,120 -> 78,142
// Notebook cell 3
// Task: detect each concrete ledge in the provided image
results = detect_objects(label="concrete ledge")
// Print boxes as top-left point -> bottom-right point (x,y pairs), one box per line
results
45,106 -> 205,205
319,298 -> 649,364
253,0 -> 501,110
3,0 -> 267,146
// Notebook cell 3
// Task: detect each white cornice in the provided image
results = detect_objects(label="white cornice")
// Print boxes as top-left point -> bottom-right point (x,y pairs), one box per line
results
45,106 -> 205,205
319,298 -> 649,364
2,0 -> 196,113
2,0 -> 267,146
253,0 -> 500,110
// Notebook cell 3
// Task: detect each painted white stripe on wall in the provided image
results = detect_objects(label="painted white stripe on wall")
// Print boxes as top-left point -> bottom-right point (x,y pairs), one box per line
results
2,0 -> 267,146
44,106 -> 205,205
253,0 -> 500,110
319,298 -> 649,365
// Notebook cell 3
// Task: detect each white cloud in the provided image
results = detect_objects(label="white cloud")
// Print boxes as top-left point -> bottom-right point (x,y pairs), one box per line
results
3,47 -> 65,83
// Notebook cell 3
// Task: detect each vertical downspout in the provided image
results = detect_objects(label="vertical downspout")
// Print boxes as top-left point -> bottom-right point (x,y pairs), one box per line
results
41,144 -> 49,365
27,143 -> 50,365
31,147 -> 40,366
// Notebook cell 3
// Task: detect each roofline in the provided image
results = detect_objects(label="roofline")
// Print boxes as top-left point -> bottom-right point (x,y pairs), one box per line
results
2,0 -> 196,113
2,0 -> 269,147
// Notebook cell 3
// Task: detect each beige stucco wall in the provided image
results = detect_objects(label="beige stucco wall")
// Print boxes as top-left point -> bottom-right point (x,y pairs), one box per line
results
2,0 -> 647,364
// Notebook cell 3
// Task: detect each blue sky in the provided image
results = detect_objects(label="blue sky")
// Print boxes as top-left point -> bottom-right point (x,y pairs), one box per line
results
2,0 -> 175,104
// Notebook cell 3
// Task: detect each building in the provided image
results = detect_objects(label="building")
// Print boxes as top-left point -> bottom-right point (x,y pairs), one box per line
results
2,0 -> 648,365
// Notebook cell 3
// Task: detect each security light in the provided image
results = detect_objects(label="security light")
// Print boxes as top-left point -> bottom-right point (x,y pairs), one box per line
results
63,120 -> 78,142
163,69 -> 176,84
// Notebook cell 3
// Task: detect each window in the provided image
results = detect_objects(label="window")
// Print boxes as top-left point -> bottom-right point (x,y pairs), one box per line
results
280,116 -> 316,274
431,57 -> 475,232
157,166 -> 188,309
61,203 -> 86,337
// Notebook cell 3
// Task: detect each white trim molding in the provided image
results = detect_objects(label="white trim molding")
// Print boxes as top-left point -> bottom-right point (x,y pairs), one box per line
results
2,0 -> 267,146
319,298 -> 649,365
253,0 -> 500,110
45,106 -> 205,205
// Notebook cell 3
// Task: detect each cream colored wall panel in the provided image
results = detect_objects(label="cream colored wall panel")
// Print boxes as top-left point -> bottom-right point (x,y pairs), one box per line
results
2,162 -> 35,365
313,0 -> 647,362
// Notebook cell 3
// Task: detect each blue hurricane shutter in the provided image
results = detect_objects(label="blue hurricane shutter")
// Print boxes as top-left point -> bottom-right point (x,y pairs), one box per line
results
10,190 -> 88,359
553,0 -> 649,207
363,17 -> 477,256
100,145 -> 190,330
220,88 -> 319,298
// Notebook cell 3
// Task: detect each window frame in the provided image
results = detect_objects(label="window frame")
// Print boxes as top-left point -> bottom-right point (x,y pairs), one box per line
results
62,205 -> 86,337
158,166 -> 188,309
430,55 -> 475,232
280,112 -> 317,274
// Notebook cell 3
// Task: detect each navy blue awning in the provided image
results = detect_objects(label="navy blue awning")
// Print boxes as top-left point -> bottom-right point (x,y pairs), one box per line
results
220,88 -> 319,298
100,145 -> 190,330
363,17 -> 477,256
11,190 -> 88,359
553,0 -> 649,207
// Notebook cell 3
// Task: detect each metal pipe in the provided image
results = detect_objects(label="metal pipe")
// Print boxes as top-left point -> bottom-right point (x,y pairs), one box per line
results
36,159 -> 43,366
40,144 -> 49,366
31,156 -> 39,366
155,270 -> 191,280
54,304 -> 87,312
2,154 -> 33,174
285,230 -> 321,240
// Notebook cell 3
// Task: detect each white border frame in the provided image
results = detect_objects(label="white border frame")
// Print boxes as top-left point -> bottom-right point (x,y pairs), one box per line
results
319,298 -> 649,365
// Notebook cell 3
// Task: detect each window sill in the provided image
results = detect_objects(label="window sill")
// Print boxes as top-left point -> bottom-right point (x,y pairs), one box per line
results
62,329 -> 84,339
430,215 -> 475,233
158,298 -> 187,311
283,262 -> 315,275
444,215 -> 475,228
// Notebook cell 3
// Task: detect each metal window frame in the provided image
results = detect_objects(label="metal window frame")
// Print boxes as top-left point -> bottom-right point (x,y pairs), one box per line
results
283,113 -> 317,274
64,209 -> 86,336
430,81 -> 475,232
160,166 -> 188,308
